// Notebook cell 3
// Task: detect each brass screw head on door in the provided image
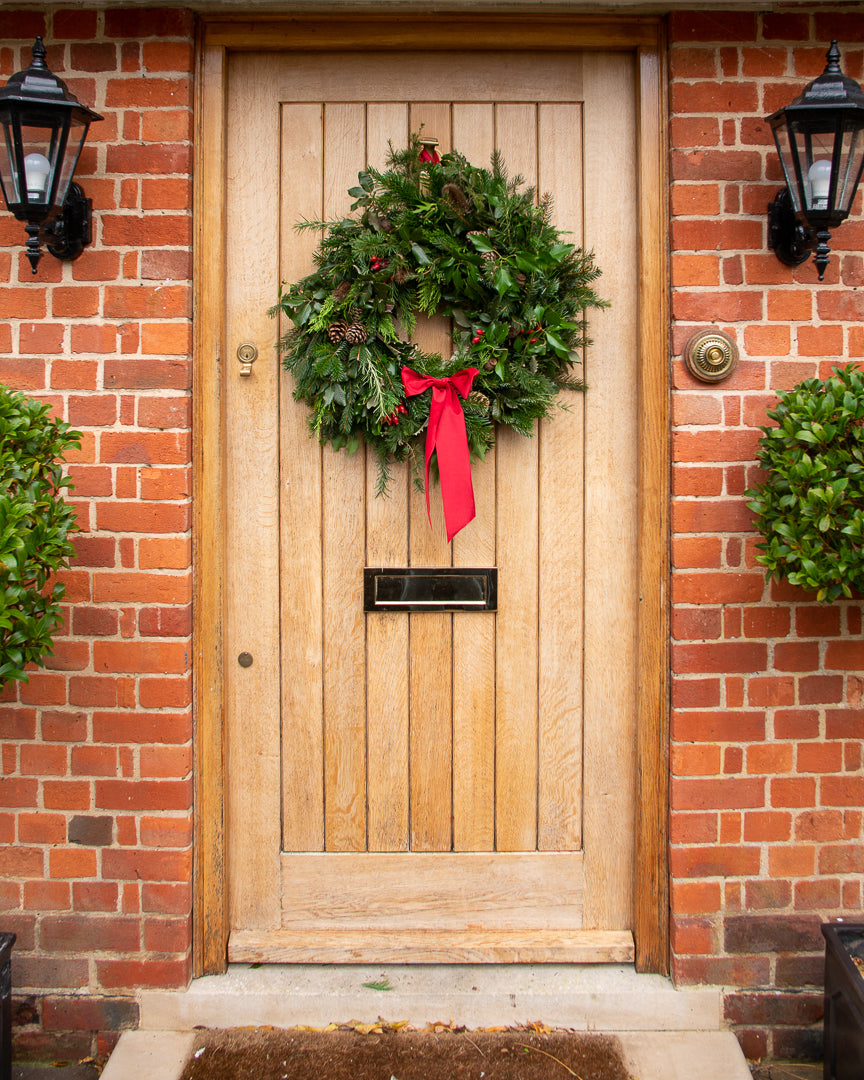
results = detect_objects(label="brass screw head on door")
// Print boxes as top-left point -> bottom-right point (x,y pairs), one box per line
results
237,342 -> 258,377
683,329 -> 739,384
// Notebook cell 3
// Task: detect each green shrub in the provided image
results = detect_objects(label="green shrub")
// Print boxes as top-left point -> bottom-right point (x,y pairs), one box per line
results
746,364 -> 864,602
0,386 -> 79,687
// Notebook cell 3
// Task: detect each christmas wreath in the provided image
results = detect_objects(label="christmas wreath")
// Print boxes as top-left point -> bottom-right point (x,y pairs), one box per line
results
274,136 -> 607,539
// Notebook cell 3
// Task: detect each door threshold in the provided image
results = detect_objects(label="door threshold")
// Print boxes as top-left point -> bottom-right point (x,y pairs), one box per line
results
228,928 -> 634,965
139,962 -> 722,1033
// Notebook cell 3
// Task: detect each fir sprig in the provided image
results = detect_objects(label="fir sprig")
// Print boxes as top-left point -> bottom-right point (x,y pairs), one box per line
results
273,134 -> 608,490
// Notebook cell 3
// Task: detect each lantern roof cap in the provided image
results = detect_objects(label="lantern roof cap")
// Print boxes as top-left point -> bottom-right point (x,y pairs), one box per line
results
0,38 -> 102,121
769,41 -> 864,122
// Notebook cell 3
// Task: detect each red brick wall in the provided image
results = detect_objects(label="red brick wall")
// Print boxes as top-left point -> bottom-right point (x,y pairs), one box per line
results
2,2 -> 864,1067
669,8 -> 864,1062
0,8 -> 194,1062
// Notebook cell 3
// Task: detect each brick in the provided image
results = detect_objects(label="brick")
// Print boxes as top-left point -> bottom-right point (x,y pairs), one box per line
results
724,914 -> 823,954
104,358 -> 191,390
19,813 -> 66,844
669,11 -> 757,41
747,677 -> 794,707
96,779 -> 191,812
139,607 -> 192,637
137,395 -> 191,431
769,845 -> 815,878
73,881 -> 119,913
93,711 -> 191,745
670,845 -> 760,878
103,285 -> 190,320
672,607 -> 722,641
673,777 -> 765,811
672,499 -> 753,533
101,847 -> 191,881
106,77 -> 190,109
42,995 -> 139,1032
673,572 -> 763,605
141,249 -> 191,281
673,641 -> 767,675
771,777 -> 817,808
138,678 -> 192,709
825,640 -> 864,670
795,878 -> 841,910
94,573 -> 191,605
96,502 -> 190,534
746,743 -> 793,775
743,811 -> 791,843
724,991 -> 823,1026
23,880 -> 71,911
96,956 -> 190,990
42,915 -> 141,953
142,882 -> 191,915
100,431 -> 190,465
826,709 -> 864,740
13,956 -> 88,991
773,641 -> 819,672
745,879 -> 792,911
820,844 -> 864,874
48,848 -> 97,879
105,7 -> 194,37
673,954 -> 770,988
822,776 -> 864,807
673,709 -> 765,742
774,710 -> 820,740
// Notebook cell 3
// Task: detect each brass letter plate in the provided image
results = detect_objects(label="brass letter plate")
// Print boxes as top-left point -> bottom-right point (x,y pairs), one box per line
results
364,567 -> 497,612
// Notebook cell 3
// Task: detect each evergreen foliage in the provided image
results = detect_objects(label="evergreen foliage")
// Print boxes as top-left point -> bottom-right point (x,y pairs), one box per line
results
273,136 -> 607,491
0,387 -> 79,687
746,364 -> 864,601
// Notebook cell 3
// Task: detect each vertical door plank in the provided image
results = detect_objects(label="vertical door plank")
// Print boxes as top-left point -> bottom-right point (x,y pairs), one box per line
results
408,102 -> 454,852
322,103 -> 369,852
537,103 -> 585,852
280,103 -> 326,852
451,103 -> 496,852
225,55 -> 283,927
581,54 -> 639,928
494,104 -> 540,853
366,104 -> 412,852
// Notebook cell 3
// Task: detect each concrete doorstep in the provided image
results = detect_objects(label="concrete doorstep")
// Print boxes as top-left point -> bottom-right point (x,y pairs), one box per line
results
90,963 -> 758,1079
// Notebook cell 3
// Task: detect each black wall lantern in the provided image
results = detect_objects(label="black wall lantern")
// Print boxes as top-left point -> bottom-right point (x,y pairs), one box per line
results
0,38 -> 102,274
767,41 -> 864,281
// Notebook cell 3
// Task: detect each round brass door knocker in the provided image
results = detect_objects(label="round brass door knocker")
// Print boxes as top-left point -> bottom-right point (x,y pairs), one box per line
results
683,329 -> 739,384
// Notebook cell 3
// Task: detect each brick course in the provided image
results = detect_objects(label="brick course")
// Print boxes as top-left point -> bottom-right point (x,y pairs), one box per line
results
669,10 -> 864,1062
0,10 -> 193,1063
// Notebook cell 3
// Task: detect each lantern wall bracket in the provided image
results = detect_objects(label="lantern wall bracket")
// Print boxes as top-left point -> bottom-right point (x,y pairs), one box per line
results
768,188 -> 812,270
36,182 -> 92,273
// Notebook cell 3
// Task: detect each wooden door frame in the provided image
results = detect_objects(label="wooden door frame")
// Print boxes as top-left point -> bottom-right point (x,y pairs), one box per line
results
192,13 -> 670,978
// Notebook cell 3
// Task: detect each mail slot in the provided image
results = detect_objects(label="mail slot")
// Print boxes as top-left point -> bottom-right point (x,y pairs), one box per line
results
364,567 -> 497,612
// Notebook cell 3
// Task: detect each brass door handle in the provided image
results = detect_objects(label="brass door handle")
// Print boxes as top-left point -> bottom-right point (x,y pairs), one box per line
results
237,342 -> 258,376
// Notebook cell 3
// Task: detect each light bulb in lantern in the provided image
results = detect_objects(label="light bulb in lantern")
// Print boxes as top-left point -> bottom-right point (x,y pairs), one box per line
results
23,152 -> 50,202
807,158 -> 832,210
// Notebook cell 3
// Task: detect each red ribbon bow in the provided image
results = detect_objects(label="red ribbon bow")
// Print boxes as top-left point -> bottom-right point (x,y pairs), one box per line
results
400,366 -> 478,542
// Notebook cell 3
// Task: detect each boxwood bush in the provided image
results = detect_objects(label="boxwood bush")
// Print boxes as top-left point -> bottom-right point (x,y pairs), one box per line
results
746,364 -> 864,602
0,386 -> 79,687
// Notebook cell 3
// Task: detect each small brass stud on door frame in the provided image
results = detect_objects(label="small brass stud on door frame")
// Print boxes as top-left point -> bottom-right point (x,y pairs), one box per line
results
683,329 -> 739,384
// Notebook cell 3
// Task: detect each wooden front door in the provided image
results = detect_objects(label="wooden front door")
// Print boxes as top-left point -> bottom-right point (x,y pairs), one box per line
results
221,44 -> 645,964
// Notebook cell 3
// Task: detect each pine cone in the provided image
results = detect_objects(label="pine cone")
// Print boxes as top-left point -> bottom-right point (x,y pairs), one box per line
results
327,320 -> 348,343
344,322 -> 367,344
467,391 -> 490,410
333,281 -> 351,302
484,358 -> 497,371
442,184 -> 470,213
516,272 -> 527,287
481,250 -> 498,263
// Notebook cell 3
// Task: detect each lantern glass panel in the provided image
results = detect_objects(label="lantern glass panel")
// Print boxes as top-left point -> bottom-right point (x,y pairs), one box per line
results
833,124 -> 864,215
54,116 -> 86,210
0,120 -> 19,205
773,122 -> 803,211
789,120 -> 838,213
19,122 -> 64,208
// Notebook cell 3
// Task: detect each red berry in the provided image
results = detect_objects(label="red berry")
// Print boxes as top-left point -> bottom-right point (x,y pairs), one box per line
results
472,335 -> 481,344
397,404 -> 407,414
529,337 -> 538,343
